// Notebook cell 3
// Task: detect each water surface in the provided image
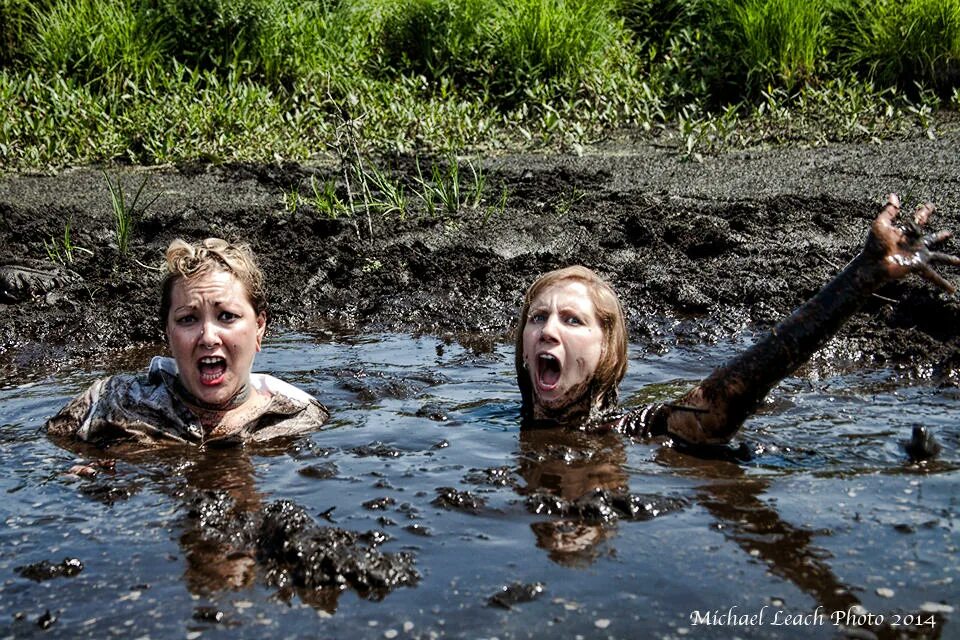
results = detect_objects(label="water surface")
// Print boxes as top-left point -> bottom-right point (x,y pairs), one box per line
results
1,332 -> 956,639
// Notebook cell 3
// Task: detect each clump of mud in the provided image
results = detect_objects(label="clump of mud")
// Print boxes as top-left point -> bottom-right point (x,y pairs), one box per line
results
488,581 -> 546,609
525,488 -> 686,523
432,487 -> 488,514
184,490 -> 419,602
14,558 -> 84,582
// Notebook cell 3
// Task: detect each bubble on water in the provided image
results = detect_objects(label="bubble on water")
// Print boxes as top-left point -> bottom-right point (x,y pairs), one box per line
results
594,618 -> 611,629
876,587 -> 894,598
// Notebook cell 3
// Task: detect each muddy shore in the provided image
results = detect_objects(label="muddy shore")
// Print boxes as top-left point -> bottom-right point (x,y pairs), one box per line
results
2,131 -> 960,382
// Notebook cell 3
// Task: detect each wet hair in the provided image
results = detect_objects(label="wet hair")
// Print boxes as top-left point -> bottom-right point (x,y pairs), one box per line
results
514,265 -> 628,419
159,238 -> 268,328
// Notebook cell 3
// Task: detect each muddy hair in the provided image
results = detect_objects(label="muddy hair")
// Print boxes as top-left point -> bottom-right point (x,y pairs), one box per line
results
514,265 -> 628,421
159,238 -> 268,328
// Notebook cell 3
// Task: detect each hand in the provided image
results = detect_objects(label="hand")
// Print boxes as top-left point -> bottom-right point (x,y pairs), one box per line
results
866,193 -> 960,293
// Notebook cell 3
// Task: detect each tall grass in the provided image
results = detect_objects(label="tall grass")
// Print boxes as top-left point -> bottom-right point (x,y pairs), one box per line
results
29,0 -> 165,85
0,0 -> 957,169
380,0 -> 491,82
139,0 -> 283,77
491,0 -> 626,90
836,0 -> 960,95
0,0 -> 37,65
701,0 -> 831,97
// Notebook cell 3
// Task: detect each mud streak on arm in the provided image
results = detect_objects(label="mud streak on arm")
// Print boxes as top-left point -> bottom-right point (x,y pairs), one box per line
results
665,251 -> 887,445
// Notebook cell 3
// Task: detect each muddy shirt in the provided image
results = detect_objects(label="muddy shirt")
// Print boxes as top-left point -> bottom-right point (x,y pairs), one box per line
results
45,357 -> 329,446
597,403 -> 670,438
525,403 -> 670,438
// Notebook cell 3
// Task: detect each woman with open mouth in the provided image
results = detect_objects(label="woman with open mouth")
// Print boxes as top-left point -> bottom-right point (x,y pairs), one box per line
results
47,238 -> 328,446
515,194 -> 960,446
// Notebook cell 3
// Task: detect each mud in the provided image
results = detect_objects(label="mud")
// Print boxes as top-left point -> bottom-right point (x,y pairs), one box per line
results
2,131 -> 960,381
488,581 -> 546,609
431,487 -> 488,514
526,486 -> 688,522
184,490 -> 420,602
14,557 -> 83,582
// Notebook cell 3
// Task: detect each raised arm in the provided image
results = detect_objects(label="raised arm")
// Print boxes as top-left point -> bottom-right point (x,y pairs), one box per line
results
663,194 -> 960,445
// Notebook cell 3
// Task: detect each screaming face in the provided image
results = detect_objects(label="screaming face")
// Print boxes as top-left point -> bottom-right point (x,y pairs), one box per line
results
522,280 -> 605,420
166,269 -> 266,409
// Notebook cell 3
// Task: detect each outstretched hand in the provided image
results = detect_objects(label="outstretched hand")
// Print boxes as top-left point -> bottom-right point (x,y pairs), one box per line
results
866,193 -> 960,294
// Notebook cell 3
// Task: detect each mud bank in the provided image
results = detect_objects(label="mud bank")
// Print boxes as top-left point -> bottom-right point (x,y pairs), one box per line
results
2,133 -> 960,381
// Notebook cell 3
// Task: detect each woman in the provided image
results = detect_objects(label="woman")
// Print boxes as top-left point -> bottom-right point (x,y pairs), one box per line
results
516,194 -> 959,444
46,238 -> 328,446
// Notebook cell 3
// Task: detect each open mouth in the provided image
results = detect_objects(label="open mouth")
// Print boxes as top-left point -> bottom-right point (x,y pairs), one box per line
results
536,353 -> 561,390
197,356 -> 227,386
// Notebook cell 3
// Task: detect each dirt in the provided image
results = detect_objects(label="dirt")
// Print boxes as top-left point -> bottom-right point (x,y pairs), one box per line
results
2,130 -> 960,383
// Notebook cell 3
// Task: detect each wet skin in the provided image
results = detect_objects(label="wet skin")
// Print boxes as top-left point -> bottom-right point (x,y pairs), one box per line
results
166,269 -> 267,423
522,281 -> 605,419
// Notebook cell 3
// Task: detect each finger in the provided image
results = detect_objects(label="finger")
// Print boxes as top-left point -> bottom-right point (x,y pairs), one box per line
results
914,202 -> 936,225
922,230 -> 953,248
877,193 -> 901,226
918,266 -> 957,294
928,251 -> 960,266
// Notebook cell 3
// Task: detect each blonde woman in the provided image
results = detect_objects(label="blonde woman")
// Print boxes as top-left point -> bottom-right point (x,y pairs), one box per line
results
47,238 -> 328,446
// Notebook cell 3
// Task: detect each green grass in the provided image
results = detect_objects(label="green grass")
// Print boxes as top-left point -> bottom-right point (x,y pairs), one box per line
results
43,217 -> 93,265
490,0 -> 627,91
103,171 -> 159,255
0,0 -> 35,66
29,0 -> 165,86
380,0 -> 491,82
706,0 -> 830,94
836,0 -> 960,94
0,0 -> 957,170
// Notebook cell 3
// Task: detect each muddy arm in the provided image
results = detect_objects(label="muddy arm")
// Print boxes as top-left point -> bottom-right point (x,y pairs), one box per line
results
663,194 -> 959,445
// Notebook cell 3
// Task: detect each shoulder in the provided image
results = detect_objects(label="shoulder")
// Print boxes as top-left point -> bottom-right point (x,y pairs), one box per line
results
45,359 -> 188,442
44,370 -> 149,437
244,373 -> 330,442
250,373 -> 318,406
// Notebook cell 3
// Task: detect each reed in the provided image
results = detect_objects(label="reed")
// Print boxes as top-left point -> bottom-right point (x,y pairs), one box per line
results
103,171 -> 159,256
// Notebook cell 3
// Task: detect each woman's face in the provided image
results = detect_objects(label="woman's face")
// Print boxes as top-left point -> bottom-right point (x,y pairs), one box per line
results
166,269 -> 266,407
522,280 -> 605,416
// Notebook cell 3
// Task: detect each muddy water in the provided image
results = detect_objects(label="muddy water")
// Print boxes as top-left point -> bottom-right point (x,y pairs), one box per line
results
0,331 -> 956,639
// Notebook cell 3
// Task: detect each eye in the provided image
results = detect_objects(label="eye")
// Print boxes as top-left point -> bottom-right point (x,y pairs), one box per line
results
564,315 -> 582,326
528,312 -> 547,324
218,311 -> 239,323
175,314 -> 196,325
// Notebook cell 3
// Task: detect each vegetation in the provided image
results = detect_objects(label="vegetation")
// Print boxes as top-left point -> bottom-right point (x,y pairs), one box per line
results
0,0 -> 957,170
102,171 -> 160,255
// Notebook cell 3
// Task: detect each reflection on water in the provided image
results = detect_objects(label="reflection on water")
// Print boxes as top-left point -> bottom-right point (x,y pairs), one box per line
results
0,331 -> 957,639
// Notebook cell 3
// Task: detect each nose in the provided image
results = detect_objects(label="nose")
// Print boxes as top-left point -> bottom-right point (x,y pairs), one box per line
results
539,314 -> 560,343
199,319 -> 223,349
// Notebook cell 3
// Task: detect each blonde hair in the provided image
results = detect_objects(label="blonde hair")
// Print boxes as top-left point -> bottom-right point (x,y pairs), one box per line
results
159,238 -> 267,326
515,265 -> 628,419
